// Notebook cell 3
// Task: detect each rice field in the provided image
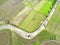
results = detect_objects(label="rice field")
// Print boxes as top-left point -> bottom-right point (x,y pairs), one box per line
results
18,0 -> 56,32
0,29 -> 12,45
45,3 -> 60,34
12,30 -> 56,45
19,9 -> 46,32
39,0 -> 56,16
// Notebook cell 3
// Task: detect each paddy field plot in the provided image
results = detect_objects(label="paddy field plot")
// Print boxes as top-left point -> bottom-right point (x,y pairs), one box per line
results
11,0 -> 48,26
19,0 -> 47,32
41,40 -> 60,45
0,0 -> 25,22
12,30 -> 56,45
39,0 -> 56,16
45,3 -> 60,35
18,0 -> 56,32
11,32 -> 23,45
0,0 -> 8,5
0,29 -> 12,45
19,9 -> 46,32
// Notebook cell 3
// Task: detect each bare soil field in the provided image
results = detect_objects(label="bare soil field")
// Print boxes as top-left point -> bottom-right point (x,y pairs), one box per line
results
0,0 -> 25,22
0,29 -> 12,45
41,40 -> 60,45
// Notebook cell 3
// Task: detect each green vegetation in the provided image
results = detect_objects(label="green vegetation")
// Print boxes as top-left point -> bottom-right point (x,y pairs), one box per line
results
12,32 -> 22,45
37,30 -> 56,42
39,0 -> 56,16
0,21 -> 7,26
44,3 -> 60,40
49,0 -> 56,4
56,35 -> 60,40
19,9 -> 46,32
0,0 -> 8,4
34,0 -> 47,11
0,29 -> 56,45
0,29 -> 23,45
45,3 -> 60,33
24,0 -> 32,7
18,0 -> 57,32
39,2 -> 52,16
0,0 -> 58,45
0,29 -> 12,45
12,30 -> 56,45
33,41 -> 40,45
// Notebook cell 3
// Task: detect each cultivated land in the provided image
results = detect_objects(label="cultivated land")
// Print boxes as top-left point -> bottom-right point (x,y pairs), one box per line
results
0,21 -> 6,26
11,31 -> 23,45
44,3 -> 60,40
41,40 -> 60,45
0,0 -> 25,22
18,0 -> 56,32
45,3 -> 60,33
19,9 -> 46,32
0,29 -> 12,45
0,0 -> 60,45
24,0 -> 41,7
0,0 -> 8,4
12,30 -> 56,45
11,0 -> 47,26
18,0 -> 48,32
39,0 -> 56,16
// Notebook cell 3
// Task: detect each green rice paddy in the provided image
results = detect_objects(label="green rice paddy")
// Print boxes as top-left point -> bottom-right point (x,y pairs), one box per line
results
19,9 -> 46,32
19,0 -> 56,32
12,30 -> 56,45
45,3 -> 60,33
39,0 -> 56,16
